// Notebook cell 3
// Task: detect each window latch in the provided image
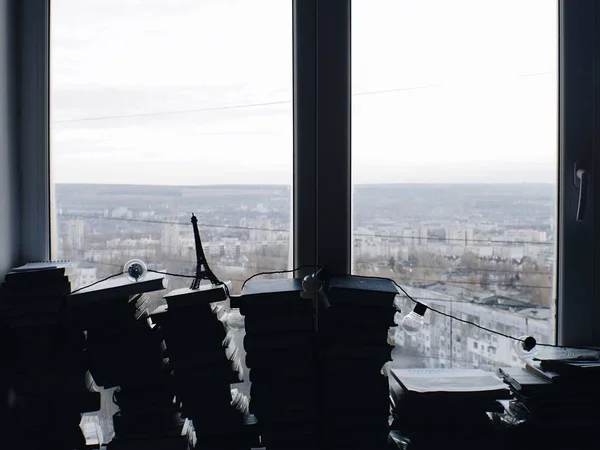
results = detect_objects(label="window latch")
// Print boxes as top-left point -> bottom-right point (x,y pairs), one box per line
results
574,161 -> 588,222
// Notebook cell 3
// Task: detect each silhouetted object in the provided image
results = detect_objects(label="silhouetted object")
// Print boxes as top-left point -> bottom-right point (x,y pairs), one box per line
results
1,262 -> 93,449
240,278 -> 318,448
318,275 -> 398,450
68,273 -> 195,449
148,217 -> 255,448
190,214 -> 220,290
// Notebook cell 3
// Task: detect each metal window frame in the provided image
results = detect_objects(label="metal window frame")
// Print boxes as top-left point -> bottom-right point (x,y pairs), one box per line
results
294,0 -> 352,275
17,0 -> 51,262
16,0 -> 599,345
557,0 -> 599,346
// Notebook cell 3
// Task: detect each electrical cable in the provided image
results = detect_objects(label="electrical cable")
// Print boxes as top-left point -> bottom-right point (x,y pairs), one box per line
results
69,272 -> 123,294
240,265 -> 321,292
357,273 -> 599,352
67,266 -> 596,353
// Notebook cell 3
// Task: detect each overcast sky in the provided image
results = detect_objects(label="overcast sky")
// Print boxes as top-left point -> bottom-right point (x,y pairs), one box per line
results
51,0 -> 557,185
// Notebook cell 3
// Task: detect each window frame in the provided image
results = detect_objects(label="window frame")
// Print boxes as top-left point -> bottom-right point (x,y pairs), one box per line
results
18,0 -> 51,263
557,0 -> 599,346
12,0 -> 598,347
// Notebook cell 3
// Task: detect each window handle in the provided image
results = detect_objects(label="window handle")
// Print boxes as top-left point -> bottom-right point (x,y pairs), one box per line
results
574,161 -> 588,222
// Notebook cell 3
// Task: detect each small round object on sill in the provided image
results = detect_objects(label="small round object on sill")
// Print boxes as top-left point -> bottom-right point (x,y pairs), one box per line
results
124,259 -> 147,282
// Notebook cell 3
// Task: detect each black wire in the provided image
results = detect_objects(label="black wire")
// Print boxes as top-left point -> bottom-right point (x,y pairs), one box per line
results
240,265 -> 321,292
355,273 -> 521,340
147,269 -> 196,279
67,267 -> 597,353
395,281 -> 522,343
147,269 -> 231,298
71,269 -> 232,297
348,273 -> 600,351
70,272 -> 123,294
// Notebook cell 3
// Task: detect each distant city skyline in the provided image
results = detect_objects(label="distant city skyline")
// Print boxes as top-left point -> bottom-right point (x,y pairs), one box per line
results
51,0 -> 557,185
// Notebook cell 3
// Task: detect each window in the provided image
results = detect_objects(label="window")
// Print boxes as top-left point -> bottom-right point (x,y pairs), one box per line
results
353,0 -> 557,370
473,342 -> 478,350
8,1 -> 599,444
51,0 -> 293,293
50,0 -> 292,440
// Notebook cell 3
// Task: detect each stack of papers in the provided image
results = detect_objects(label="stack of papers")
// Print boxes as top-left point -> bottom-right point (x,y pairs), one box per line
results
150,282 -> 257,450
318,276 -> 398,450
1,261 -> 94,448
69,274 -> 196,450
390,368 -> 509,447
498,347 -> 600,433
240,278 -> 318,449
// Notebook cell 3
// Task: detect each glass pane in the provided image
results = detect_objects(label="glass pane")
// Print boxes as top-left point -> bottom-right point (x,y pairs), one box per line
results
51,0 -> 292,440
352,0 -> 557,370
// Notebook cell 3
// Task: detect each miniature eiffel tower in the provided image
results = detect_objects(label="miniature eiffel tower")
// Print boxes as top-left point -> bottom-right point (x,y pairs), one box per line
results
190,213 -> 221,290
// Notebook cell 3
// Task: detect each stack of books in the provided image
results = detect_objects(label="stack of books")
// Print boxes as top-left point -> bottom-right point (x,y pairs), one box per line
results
390,368 -> 510,448
318,275 -> 397,450
68,272 -> 195,450
150,283 -> 255,450
0,262 -> 97,449
239,278 -> 318,449
498,347 -> 600,435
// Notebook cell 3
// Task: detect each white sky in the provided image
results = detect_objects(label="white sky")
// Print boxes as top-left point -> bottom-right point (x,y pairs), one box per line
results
50,0 -> 557,185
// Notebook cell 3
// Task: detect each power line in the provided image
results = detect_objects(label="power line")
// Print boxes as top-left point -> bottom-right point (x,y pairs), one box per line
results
52,85 -> 439,124
60,213 -> 554,247
52,71 -> 554,125
58,213 -> 290,233
52,100 -> 291,124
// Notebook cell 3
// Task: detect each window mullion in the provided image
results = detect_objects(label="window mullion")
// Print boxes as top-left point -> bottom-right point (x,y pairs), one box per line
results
293,0 -> 352,275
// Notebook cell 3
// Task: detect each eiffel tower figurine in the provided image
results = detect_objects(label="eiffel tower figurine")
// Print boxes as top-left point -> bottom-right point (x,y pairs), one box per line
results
190,213 -> 221,290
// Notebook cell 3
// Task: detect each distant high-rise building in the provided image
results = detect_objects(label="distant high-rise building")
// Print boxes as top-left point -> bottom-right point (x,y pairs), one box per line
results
66,219 -> 85,251
161,223 -> 180,255
447,226 -> 474,246
249,217 -> 272,242
111,206 -> 131,218
504,229 -> 547,243
402,227 -> 428,246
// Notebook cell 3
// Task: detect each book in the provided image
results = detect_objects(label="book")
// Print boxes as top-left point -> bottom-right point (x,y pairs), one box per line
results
164,282 -> 230,308
5,268 -> 67,284
68,271 -> 166,302
392,368 -> 508,394
319,305 -> 397,328
244,312 -> 314,335
532,346 -> 600,361
239,278 -> 310,313
321,343 -> 393,362
11,261 -> 71,272
497,366 -> 552,392
1,279 -> 72,296
327,275 -> 398,308
243,331 -> 314,353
